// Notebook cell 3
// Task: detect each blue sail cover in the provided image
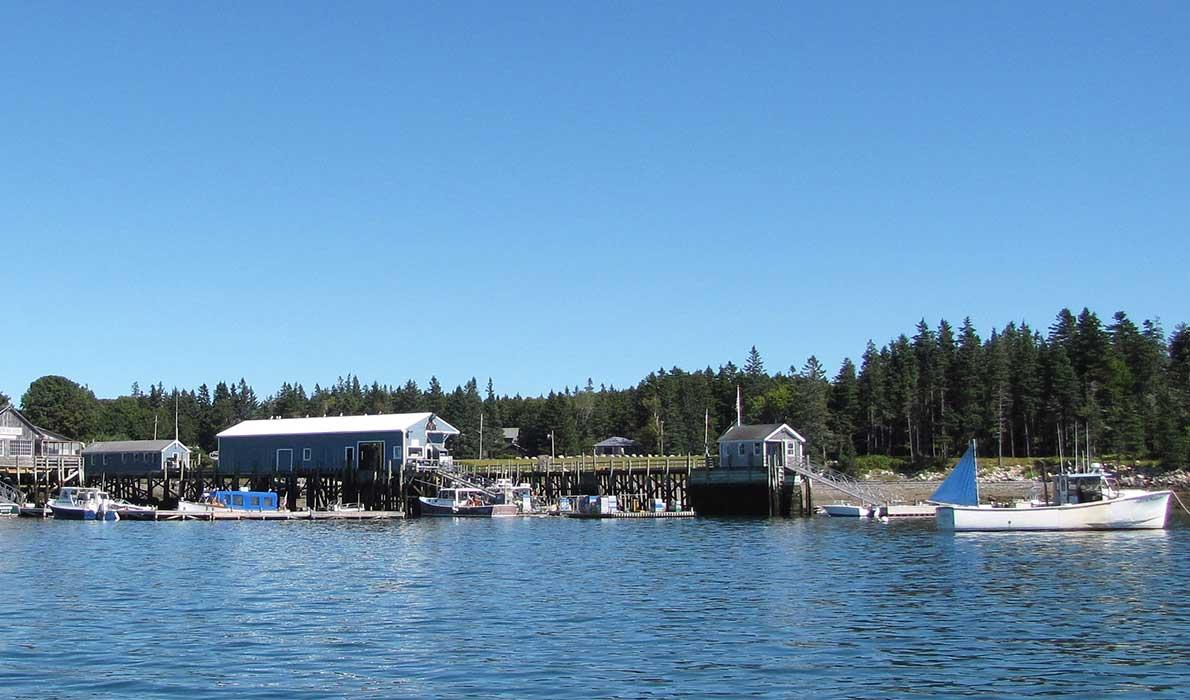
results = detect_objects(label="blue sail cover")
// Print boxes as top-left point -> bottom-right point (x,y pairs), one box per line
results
929,445 -> 979,506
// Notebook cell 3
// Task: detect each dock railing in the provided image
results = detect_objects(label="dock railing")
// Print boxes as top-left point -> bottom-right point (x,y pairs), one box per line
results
784,459 -> 897,507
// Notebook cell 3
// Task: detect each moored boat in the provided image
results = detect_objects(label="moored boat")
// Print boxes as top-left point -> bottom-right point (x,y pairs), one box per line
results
49,487 -> 120,521
417,487 -> 517,517
819,503 -> 875,518
934,437 -> 1171,531
177,489 -> 278,512
937,470 -> 1171,531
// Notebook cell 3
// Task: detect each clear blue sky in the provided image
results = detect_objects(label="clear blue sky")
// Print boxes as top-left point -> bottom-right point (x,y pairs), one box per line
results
3,1 -> 1188,401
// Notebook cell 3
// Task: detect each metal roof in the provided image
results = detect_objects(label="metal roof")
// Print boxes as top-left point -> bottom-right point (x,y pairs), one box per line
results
83,439 -> 187,454
719,423 -> 807,443
217,412 -> 458,438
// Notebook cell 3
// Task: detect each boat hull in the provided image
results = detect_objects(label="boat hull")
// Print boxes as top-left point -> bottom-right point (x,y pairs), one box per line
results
49,505 -> 119,521
937,491 -> 1171,531
820,504 -> 874,518
883,504 -> 938,518
417,498 -> 518,517
0,502 -> 18,516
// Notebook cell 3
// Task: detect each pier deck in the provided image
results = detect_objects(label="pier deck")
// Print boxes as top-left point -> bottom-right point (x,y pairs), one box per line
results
126,509 -> 406,521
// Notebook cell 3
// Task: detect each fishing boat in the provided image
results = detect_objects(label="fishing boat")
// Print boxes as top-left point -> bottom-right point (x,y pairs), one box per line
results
0,500 -> 17,516
935,441 -> 1171,531
417,487 -> 517,517
490,478 -> 536,513
48,487 -> 120,521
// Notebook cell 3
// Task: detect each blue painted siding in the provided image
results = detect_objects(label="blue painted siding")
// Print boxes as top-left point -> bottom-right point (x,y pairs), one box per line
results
217,430 -> 405,475
86,450 -> 165,475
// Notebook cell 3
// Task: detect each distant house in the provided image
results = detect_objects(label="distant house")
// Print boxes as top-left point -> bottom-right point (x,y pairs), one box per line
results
502,427 -> 527,456
718,423 -> 805,469
594,436 -> 640,456
0,406 -> 83,469
82,439 -> 191,475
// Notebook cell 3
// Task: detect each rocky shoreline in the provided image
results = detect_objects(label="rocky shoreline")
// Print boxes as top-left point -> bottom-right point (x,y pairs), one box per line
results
811,466 -> 1190,507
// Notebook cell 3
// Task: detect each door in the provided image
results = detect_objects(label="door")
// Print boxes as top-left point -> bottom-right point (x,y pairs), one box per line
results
358,442 -> 384,472
276,448 -> 293,472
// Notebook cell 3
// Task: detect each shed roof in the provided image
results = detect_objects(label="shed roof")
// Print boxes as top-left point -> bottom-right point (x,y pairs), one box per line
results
594,436 -> 639,448
217,412 -> 458,439
83,439 -> 186,454
719,423 -> 806,443
502,427 -> 520,440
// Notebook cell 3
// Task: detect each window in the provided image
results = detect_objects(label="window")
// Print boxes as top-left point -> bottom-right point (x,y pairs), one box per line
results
233,495 -> 244,506
754,442 -> 762,456
393,446 -> 400,459
251,496 -> 261,506
303,448 -> 312,461
738,443 -> 746,456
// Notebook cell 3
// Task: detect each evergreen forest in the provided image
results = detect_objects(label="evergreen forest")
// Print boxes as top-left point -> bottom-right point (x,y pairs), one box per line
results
6,308 -> 1189,472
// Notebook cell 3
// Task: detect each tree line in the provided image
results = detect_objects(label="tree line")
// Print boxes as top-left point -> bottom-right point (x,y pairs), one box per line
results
6,307 -> 1189,471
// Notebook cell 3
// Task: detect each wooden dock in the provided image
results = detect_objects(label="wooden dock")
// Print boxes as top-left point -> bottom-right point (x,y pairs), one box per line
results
604,510 -> 695,519
124,509 -> 406,522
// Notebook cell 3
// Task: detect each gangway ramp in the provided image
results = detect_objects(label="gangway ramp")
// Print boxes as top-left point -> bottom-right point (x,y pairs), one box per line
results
784,461 -> 896,507
0,478 -> 24,506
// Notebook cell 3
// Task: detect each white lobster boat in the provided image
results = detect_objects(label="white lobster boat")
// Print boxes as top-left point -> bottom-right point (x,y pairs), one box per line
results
934,440 -> 1171,532
48,487 -> 120,521
938,471 -> 1171,531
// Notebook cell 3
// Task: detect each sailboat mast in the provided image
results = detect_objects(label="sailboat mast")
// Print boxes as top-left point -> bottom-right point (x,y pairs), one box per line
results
972,439 -> 979,504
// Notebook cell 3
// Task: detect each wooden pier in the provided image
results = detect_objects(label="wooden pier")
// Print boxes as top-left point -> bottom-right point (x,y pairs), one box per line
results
453,455 -> 694,512
131,509 -> 406,521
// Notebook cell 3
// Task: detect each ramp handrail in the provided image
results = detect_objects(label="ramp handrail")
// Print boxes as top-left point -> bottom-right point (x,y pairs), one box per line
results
784,460 -> 896,507
0,478 -> 24,505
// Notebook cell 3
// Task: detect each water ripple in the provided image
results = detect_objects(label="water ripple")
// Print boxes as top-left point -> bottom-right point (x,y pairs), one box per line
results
1,511 -> 1187,698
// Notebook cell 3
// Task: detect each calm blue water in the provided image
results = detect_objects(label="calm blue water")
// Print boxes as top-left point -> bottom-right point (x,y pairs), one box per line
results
1,510 -> 1188,699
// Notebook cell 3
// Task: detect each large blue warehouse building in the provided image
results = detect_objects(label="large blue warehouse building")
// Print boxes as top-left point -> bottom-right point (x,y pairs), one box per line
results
216,412 -> 460,475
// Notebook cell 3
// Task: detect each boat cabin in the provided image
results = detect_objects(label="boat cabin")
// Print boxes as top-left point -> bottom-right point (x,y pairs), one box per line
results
53,487 -> 111,506
1054,472 -> 1119,505
435,488 -> 488,506
205,490 -> 279,511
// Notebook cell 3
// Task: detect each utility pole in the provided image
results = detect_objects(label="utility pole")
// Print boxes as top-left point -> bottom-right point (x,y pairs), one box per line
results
479,412 -> 484,460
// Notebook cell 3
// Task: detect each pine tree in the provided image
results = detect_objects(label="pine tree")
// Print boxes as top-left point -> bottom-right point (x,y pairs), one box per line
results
828,358 -> 859,469
857,341 -> 889,454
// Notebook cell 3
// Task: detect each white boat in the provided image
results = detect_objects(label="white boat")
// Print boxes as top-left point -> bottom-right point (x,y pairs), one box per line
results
49,487 -> 120,521
0,501 -> 18,516
490,478 -> 535,513
819,503 -> 875,518
935,443 -> 1172,531
417,487 -> 518,517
